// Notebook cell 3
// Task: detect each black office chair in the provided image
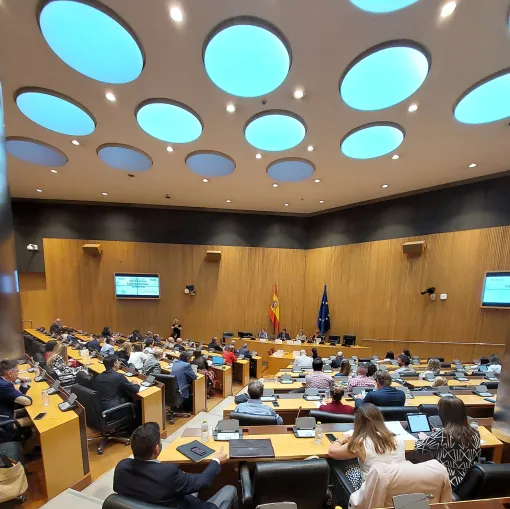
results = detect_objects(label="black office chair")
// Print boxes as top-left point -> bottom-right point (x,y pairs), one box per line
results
309,410 -> 355,423
230,413 -> 277,426
418,404 -> 439,416
328,335 -> 340,345
377,406 -> 419,421
70,384 -> 135,454
399,371 -> 418,377
441,362 -> 452,368
482,381 -> 499,390
453,464 -> 510,501
76,370 -> 94,390
103,493 -> 231,509
223,332 -> 234,340
0,418 -> 27,504
240,459 -> 330,509
154,374 -> 190,424
329,460 -> 356,509
23,335 -> 33,356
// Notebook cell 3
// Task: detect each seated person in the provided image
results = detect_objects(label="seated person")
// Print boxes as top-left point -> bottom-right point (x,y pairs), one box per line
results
367,362 -> 377,377
319,382 -> 354,415
331,351 -> 344,369
86,334 -> 101,353
0,359 -> 32,427
172,352 -> 197,411
393,354 -> 415,375
192,350 -> 217,397
339,359 -> 352,376
208,337 -> 223,353
143,338 -> 155,355
258,328 -> 268,339
128,344 -> 147,371
114,422 -> 236,509
433,376 -> 449,388
128,329 -> 143,342
47,343 -> 83,386
173,338 -> 187,351
101,326 -> 113,337
142,348 -> 164,376
378,351 -> 395,364
415,397 -> 480,489
238,343 -> 251,359
153,334 -> 164,347
43,340 -> 57,362
93,355 -> 140,410
234,380 -> 283,424
354,370 -> 405,408
277,328 -> 291,340
116,341 -> 132,363
228,340 -> 239,355
309,329 -> 322,343
222,345 -> 237,365
101,337 -> 115,356
488,354 -> 502,374
479,356 -> 490,367
295,328 -> 307,341
49,318 -> 62,336
293,349 -> 313,370
306,357 -> 333,388
347,362 -> 377,392
421,358 -> 441,378
402,349 -> 412,358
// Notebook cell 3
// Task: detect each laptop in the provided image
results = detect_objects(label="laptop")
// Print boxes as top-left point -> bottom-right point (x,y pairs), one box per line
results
477,364 -> 488,372
351,387 -> 374,396
406,413 -> 433,438
212,356 -> 225,366
141,375 -> 155,387
473,385 -> 493,397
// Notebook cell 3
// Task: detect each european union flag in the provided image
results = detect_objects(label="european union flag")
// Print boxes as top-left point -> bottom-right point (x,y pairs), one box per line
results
317,284 -> 330,334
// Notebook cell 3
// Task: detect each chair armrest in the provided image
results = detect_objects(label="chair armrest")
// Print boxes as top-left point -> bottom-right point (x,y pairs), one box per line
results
0,418 -> 22,431
240,463 -> 253,506
451,492 -> 462,502
102,403 -> 135,420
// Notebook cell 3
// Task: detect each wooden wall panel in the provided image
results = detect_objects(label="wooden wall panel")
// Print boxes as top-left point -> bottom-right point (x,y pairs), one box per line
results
19,272 -> 51,329
303,226 -> 510,358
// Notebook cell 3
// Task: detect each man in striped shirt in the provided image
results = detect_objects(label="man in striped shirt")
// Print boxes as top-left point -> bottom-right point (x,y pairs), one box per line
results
347,362 -> 377,392
305,357 -> 333,388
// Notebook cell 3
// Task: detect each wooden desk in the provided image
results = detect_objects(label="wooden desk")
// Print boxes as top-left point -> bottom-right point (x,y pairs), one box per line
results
233,359 -> 250,387
211,365 -> 233,397
252,356 -> 263,379
17,363 -> 90,499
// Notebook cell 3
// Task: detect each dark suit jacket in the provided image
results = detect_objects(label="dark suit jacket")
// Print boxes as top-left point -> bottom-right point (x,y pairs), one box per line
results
355,385 -> 406,408
277,332 -> 291,340
208,342 -> 223,352
86,339 -> 101,353
114,458 -> 220,509
331,356 -> 344,369
238,347 -> 251,359
172,360 -> 197,399
49,322 -> 61,335
93,368 -> 140,409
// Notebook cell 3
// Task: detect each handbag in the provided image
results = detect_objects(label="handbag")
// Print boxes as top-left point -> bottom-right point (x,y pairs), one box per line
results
0,454 -> 28,502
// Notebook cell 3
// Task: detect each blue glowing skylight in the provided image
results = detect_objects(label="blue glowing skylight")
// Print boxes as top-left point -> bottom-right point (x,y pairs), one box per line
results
349,0 -> 420,13
267,158 -> 315,182
454,70 -> 510,124
340,42 -> 429,111
136,100 -> 202,143
98,144 -> 152,172
341,123 -> 405,159
16,89 -> 95,136
38,0 -> 144,84
186,152 -> 235,177
203,18 -> 291,97
6,137 -> 68,166
245,111 -> 306,151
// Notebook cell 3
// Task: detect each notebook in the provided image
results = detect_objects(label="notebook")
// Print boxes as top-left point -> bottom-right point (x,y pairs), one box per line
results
229,439 -> 275,459
176,440 -> 215,463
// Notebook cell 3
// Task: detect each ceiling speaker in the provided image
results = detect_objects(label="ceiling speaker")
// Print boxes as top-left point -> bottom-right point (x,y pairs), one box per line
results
82,244 -> 103,257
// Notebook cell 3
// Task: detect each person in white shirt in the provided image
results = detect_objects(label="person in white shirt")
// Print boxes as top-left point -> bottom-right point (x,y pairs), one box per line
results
293,349 -> 313,369
393,354 -> 415,375
128,344 -> 147,370
488,354 -> 502,374
258,328 -> 268,339
295,329 -> 307,342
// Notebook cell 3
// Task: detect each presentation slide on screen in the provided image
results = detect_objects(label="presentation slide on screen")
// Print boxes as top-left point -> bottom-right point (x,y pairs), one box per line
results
482,274 -> 510,305
115,274 -> 160,298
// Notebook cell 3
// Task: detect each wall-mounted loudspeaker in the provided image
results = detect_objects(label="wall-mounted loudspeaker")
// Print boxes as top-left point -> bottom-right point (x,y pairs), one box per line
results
206,250 -> 221,261
403,241 -> 426,256
82,244 -> 103,257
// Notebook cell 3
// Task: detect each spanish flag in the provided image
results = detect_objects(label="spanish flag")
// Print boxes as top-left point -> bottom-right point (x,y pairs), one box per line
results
269,284 -> 280,333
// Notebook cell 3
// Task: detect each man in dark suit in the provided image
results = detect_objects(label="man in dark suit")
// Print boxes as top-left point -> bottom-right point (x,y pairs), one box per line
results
93,355 -> 140,410
277,328 -> 290,340
354,370 -> 405,408
208,337 -> 223,352
49,318 -> 62,335
114,422 -> 237,509
172,352 -> 197,411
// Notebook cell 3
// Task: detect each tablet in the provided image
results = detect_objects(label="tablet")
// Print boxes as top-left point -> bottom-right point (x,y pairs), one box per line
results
406,413 -> 431,433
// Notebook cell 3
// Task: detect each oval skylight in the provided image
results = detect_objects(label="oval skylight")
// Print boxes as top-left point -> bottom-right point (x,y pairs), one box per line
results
340,41 -> 430,111
98,144 -> 152,172
136,100 -> 203,143
16,88 -> 95,136
38,0 -> 144,84
267,158 -> 315,182
6,137 -> 68,166
185,151 -> 235,177
454,70 -> 510,124
244,111 -> 306,151
341,123 -> 405,159
203,17 -> 291,97
349,0 -> 420,13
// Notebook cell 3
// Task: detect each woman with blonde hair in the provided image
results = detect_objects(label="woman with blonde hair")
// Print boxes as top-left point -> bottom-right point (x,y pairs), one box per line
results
432,376 -> 448,388
47,342 -> 82,386
116,341 -> 133,363
328,403 -> 405,489
422,358 -> 441,378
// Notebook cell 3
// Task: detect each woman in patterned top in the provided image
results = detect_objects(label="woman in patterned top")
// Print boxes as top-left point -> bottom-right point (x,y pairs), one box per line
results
415,397 -> 480,488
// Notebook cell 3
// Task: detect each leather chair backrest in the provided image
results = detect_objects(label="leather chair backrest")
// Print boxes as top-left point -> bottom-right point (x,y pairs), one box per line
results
378,406 -> 419,421
482,381 -> 498,390
23,335 -> 33,356
76,370 -> 94,390
252,459 -> 329,509
71,384 -> 106,432
230,412 -> 277,426
455,463 -> 510,500
309,410 -> 355,423
103,493 -> 177,509
418,404 -> 439,416
154,374 -> 182,408
399,371 -> 418,377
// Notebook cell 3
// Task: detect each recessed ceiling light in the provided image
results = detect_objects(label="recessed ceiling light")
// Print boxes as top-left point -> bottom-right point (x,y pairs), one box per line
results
284,203 -> 289,207
381,184 -> 389,188
226,103 -> 236,113
314,179 -> 321,183
170,6 -> 183,22
36,189 -> 43,193
392,154 -> 400,160
202,178 -> 209,183
272,183 -> 279,188
255,153 -> 262,159
307,145 -> 314,152
226,199 -> 231,203
440,1 -> 456,17
293,88 -> 305,99
166,146 -> 174,153
105,92 -> 116,102
71,139 -> 80,146
408,103 -> 418,112
102,192 -> 108,196
319,200 -> 324,204
50,169 -> 58,174
469,163 -> 477,168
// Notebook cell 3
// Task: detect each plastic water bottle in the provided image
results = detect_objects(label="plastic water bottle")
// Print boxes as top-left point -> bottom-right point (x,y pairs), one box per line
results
42,389 -> 49,406
470,419 -> 479,431
314,421 -> 323,444
324,388 -> 330,401
201,420 -> 209,442
405,387 -> 411,402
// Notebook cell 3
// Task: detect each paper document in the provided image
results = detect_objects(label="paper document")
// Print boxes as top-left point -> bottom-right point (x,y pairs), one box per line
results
385,421 -> 417,441
138,385 -> 149,393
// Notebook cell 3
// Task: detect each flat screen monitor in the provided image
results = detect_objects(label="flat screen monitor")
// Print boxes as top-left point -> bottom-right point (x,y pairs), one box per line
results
481,271 -> 510,308
114,273 -> 160,299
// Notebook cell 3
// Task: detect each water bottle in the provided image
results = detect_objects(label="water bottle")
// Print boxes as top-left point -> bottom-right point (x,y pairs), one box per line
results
324,388 -> 330,402
201,420 -> 209,442
314,421 -> 323,444
470,419 -> 479,431
405,387 -> 411,402
42,389 -> 49,406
